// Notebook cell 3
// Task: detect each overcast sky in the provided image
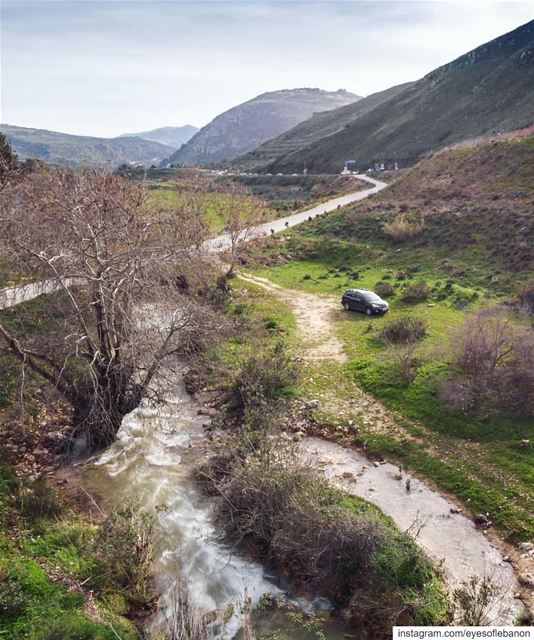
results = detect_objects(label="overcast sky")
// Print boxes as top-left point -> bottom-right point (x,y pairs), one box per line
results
1,0 -> 532,138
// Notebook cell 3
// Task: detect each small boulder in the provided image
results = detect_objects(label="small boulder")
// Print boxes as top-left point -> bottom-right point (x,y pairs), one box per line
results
303,400 -> 319,410
518,542 -> 534,551
518,573 -> 534,588
474,513 -> 492,529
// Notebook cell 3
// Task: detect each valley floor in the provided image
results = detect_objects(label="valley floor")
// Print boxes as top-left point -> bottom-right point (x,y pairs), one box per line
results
232,271 -> 534,617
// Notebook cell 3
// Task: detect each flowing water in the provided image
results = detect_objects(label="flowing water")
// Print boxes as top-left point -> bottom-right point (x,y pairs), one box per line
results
82,373 -> 349,639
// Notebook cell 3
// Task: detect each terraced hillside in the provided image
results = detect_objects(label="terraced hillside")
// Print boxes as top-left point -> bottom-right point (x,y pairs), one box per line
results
234,82 -> 413,170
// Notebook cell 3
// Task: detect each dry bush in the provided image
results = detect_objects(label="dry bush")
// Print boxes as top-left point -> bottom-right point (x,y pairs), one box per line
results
440,307 -> 534,416
217,444 -> 385,587
378,316 -> 427,345
378,317 -> 426,384
162,579 -> 258,640
516,280 -> 534,315
453,575 -> 501,626
401,281 -> 429,303
382,214 -> 425,241
388,342 -> 422,384
374,281 -> 396,298
163,580 -> 224,640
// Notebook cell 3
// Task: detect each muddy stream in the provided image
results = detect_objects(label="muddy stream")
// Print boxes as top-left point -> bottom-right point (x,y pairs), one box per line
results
81,374 -> 350,639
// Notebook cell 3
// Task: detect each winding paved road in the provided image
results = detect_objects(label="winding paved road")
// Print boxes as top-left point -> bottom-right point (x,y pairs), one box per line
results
203,174 -> 387,251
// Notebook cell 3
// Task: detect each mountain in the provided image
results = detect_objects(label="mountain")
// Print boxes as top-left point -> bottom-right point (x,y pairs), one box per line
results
233,82 -> 413,170
0,124 -> 174,168
166,88 -> 360,165
117,125 -> 198,148
266,20 -> 534,174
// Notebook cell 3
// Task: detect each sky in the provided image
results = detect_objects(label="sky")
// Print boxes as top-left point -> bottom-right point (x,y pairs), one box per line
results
1,0 -> 533,138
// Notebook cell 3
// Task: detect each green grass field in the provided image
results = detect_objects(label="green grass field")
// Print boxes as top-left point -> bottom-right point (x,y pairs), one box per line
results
243,235 -> 534,542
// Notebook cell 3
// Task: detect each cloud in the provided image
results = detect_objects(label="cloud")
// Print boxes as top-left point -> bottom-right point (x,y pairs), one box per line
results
1,1 -> 532,136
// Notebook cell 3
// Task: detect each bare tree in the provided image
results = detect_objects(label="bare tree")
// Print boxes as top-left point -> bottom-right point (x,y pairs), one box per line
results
209,182 -> 269,276
0,165 -> 216,447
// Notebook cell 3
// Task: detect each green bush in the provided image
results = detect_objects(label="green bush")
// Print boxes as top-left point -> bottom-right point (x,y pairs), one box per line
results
263,317 -> 278,331
236,343 -> 298,402
0,567 -> 30,620
0,365 -> 18,407
90,501 -> 154,606
34,612 -> 131,640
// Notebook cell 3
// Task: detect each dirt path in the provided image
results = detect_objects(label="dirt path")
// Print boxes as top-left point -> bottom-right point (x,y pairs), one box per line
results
239,273 -> 346,362
239,272 -> 525,624
240,273 -> 409,441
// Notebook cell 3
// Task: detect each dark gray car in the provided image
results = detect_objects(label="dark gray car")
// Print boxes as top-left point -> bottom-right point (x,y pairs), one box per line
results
341,289 -> 389,316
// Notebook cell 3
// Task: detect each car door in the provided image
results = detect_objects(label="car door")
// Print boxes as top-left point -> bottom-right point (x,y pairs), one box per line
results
345,292 -> 358,310
352,293 -> 365,312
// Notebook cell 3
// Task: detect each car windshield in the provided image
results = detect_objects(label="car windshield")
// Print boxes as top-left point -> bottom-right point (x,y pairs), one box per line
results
363,292 -> 382,302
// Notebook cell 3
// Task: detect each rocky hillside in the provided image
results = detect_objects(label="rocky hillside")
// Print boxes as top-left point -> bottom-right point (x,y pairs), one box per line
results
266,20 -> 534,173
0,124 -> 174,168
118,124 -> 198,148
234,82 -> 413,170
166,88 -> 360,165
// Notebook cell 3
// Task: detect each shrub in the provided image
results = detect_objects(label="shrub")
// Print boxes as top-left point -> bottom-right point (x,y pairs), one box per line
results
16,479 -> 63,520
402,281 -> 429,303
0,566 -> 29,620
232,303 -> 246,316
263,317 -> 278,331
90,501 -> 154,605
382,214 -> 425,241
206,440 -> 448,635
374,281 -> 395,298
453,575 -> 501,626
440,307 -> 534,416
36,612 -> 132,640
0,364 -> 17,407
234,342 -> 300,418
378,317 -> 427,346
516,280 -> 534,315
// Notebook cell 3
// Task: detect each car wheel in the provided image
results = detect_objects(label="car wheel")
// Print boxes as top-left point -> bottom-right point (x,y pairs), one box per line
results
365,307 -> 372,316
344,302 -> 350,311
